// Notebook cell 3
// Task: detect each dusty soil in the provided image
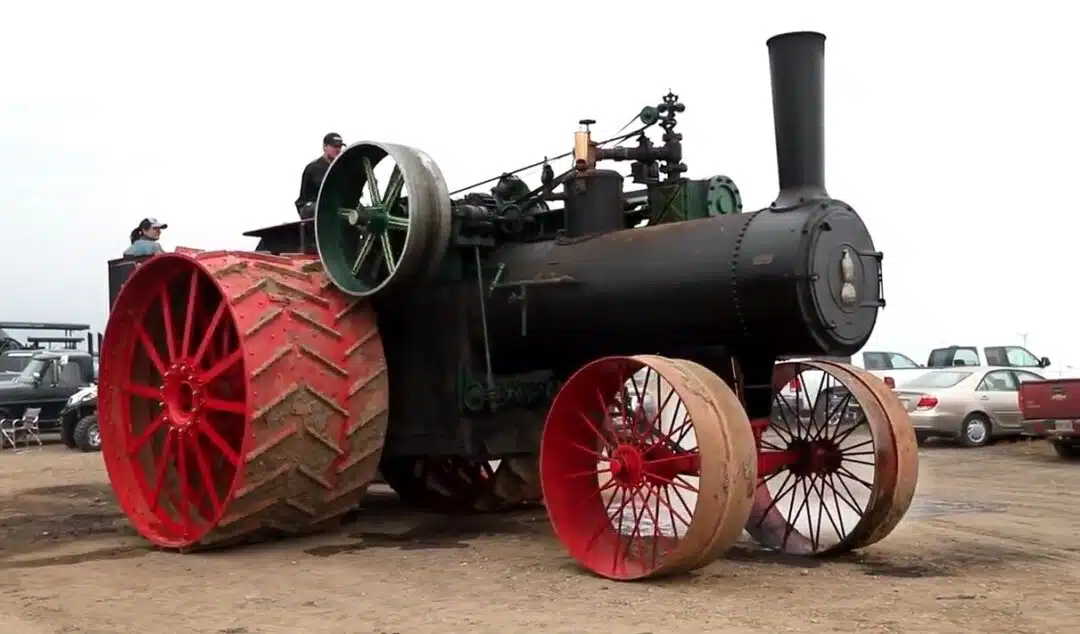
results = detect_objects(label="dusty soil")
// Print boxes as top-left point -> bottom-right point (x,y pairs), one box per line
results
1,439 -> 1078,634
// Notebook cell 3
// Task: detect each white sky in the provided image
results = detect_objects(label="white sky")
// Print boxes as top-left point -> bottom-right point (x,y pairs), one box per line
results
0,2 -> 1075,364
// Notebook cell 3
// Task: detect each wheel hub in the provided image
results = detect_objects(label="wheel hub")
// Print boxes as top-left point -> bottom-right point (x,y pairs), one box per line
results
162,362 -> 205,427
787,438 -> 844,476
608,444 -> 646,487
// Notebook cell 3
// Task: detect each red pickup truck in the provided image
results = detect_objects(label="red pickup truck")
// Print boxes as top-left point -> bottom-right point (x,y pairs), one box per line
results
1018,378 -> 1080,459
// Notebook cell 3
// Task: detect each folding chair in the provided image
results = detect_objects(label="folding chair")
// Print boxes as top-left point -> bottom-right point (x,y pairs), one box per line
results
0,407 -> 43,452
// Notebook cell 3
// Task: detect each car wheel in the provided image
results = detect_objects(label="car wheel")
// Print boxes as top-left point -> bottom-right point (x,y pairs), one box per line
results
915,431 -> 929,446
1051,440 -> 1080,460
73,414 -> 101,453
959,414 -> 991,448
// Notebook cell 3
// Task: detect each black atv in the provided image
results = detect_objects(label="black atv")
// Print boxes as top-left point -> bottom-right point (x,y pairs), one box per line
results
58,385 -> 100,452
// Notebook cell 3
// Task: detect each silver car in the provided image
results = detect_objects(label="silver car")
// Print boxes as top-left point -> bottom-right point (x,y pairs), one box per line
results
894,367 -> 1045,447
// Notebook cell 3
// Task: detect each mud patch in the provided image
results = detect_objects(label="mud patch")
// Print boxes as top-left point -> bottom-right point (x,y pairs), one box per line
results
307,508 -> 549,556
906,498 -> 1008,520
0,480 -> 135,559
1,543 -> 148,570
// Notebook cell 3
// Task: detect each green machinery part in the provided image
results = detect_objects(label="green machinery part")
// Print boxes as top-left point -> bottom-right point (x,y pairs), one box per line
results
647,174 -> 743,225
315,141 -> 454,297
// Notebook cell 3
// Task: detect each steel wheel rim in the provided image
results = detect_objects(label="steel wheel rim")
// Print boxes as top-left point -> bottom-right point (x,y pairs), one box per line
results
99,254 -> 247,547
746,360 -> 917,556
541,355 -> 754,580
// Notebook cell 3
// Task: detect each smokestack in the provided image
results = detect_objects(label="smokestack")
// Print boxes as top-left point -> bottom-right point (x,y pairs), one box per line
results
767,31 -> 828,209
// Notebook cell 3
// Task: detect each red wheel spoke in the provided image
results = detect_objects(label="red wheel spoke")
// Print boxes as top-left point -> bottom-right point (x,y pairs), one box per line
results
565,439 -> 606,460
148,430 -> 175,512
128,412 -> 167,455
177,431 -> 193,530
180,269 -> 199,359
197,348 -> 243,384
608,486 -> 636,573
647,472 -> 699,494
638,484 -> 665,567
643,449 -> 698,466
191,300 -> 227,367
123,381 -> 162,401
135,324 -> 167,376
567,477 -> 617,510
203,396 -> 245,415
642,386 -> 675,440
196,420 -> 241,466
656,485 -> 692,529
564,467 -> 610,478
622,489 -> 650,568
191,436 -> 223,517
666,478 -> 697,522
584,487 -> 631,555
159,288 -> 178,362
578,411 -> 613,449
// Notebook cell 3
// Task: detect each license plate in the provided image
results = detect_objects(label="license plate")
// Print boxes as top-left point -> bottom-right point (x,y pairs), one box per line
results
899,398 -> 910,409
1055,420 -> 1074,432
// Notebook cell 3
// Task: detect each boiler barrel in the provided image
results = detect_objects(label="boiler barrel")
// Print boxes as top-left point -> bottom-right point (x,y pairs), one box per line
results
478,200 -> 882,373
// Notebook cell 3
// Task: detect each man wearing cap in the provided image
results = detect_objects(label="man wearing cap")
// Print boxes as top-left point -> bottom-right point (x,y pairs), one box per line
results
294,133 -> 346,220
123,218 -> 168,257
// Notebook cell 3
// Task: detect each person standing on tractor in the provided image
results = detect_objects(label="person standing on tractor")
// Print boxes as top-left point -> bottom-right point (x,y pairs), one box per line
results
122,218 -> 168,257
295,133 -> 346,220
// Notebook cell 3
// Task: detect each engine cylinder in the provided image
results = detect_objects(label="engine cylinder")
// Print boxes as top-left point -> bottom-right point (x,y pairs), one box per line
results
563,169 -> 626,238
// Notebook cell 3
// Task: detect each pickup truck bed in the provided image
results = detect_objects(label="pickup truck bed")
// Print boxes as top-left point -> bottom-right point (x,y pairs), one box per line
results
1019,378 -> 1080,420
1018,379 -> 1080,459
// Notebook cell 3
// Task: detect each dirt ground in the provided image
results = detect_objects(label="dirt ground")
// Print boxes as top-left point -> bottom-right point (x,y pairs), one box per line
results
1,440 -> 1078,634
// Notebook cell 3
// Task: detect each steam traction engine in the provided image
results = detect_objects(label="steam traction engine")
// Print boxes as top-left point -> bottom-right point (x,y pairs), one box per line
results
99,31 -> 918,581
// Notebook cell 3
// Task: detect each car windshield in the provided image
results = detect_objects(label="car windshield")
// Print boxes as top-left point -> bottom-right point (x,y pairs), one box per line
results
15,358 -> 49,385
900,370 -> 973,390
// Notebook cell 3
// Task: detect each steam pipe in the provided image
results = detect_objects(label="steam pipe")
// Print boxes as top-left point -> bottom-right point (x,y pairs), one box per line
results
767,31 -> 828,209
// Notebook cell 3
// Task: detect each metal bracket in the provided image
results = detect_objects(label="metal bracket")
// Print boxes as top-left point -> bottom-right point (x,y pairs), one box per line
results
491,275 -> 578,337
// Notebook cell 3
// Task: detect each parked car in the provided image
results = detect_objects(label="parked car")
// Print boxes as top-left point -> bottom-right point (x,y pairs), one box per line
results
893,367 -> 1045,447
58,384 -> 99,452
0,351 -> 97,439
1017,378 -> 1080,460
926,344 -> 1074,377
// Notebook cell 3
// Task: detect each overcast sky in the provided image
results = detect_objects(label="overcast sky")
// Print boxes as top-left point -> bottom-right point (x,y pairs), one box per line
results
0,2 -> 1074,364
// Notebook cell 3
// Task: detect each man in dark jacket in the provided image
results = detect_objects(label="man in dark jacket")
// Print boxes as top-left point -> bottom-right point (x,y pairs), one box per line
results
294,132 -> 346,219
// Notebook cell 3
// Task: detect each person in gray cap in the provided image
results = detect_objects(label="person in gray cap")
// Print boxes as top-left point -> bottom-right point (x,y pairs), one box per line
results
123,218 -> 168,257
294,132 -> 345,219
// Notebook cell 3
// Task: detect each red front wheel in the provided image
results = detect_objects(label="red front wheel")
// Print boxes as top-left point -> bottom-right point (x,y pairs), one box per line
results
540,355 -> 757,580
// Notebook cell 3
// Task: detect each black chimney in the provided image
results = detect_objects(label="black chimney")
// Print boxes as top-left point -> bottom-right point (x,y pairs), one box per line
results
766,31 -> 828,209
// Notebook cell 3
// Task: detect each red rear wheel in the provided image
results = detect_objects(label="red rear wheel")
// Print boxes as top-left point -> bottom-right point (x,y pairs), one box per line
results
99,251 -> 390,549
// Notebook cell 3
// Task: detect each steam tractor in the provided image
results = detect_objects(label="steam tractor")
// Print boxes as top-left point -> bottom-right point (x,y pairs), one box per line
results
99,31 -> 918,581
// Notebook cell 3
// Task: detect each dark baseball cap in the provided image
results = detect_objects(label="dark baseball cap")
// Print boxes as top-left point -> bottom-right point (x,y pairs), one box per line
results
139,217 -> 168,230
323,133 -> 345,147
